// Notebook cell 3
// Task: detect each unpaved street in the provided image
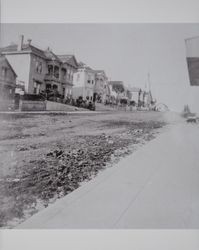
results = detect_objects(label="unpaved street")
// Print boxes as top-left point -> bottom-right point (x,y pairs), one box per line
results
0,111 -> 167,228
18,121 -> 199,229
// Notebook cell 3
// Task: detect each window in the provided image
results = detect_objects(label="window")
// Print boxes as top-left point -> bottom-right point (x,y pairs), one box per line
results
36,61 -> 42,74
33,81 -> 37,94
77,73 -> 80,81
46,84 -> 51,90
33,81 -> 41,94
61,68 -> 67,79
48,65 -> 53,75
2,67 -> 7,77
54,66 -> 59,79
87,80 -> 91,83
92,80 -> 94,84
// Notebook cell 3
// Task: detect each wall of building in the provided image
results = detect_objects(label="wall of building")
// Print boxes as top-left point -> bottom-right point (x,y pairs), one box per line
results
0,59 -> 16,86
64,85 -> 72,97
94,73 -> 108,103
73,69 -> 94,100
131,91 -> 139,103
72,86 -> 84,99
73,69 -> 85,87
62,62 -> 76,86
29,54 -> 47,94
84,71 -> 95,100
5,54 -> 31,93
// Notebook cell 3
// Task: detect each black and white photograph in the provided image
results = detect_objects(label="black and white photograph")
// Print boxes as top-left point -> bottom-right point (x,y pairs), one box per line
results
0,0 -> 199,249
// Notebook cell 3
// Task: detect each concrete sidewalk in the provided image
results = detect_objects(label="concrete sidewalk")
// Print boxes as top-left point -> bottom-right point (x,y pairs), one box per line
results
17,123 -> 199,229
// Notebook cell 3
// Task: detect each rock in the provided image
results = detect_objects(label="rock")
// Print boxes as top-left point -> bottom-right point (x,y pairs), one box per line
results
18,147 -> 28,151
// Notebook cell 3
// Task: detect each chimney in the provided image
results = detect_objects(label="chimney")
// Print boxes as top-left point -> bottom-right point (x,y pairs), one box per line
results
27,39 -> 32,46
17,35 -> 24,51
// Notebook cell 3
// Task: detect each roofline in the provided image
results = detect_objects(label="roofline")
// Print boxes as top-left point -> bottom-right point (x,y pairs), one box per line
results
57,54 -> 79,68
1,56 -> 18,77
1,51 -> 31,55
1,50 -> 48,60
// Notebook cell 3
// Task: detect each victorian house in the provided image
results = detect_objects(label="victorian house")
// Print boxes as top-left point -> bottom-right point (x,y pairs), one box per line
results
72,62 -> 95,101
0,35 -> 78,100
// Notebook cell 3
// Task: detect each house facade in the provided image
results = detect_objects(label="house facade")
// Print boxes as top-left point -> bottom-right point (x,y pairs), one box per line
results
108,82 -> 118,104
0,55 -> 17,109
72,62 -> 95,101
0,35 -> 78,100
142,90 -> 153,107
94,70 -> 108,103
57,54 -> 78,98
129,87 -> 141,105
128,86 -> 153,108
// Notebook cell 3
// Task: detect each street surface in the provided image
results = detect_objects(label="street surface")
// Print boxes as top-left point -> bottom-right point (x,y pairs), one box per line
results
17,116 -> 199,229
0,111 -> 166,228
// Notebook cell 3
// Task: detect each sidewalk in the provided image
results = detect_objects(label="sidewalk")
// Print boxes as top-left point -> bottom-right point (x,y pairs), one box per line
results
17,122 -> 199,229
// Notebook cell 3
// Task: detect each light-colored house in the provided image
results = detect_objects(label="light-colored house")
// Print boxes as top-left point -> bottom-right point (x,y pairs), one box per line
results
128,86 -> 153,107
0,55 -> 17,110
94,70 -> 108,103
57,54 -> 78,98
72,62 -> 95,101
0,36 -> 48,95
129,87 -> 141,105
0,35 -> 78,100
143,90 -> 153,107
108,82 -> 118,104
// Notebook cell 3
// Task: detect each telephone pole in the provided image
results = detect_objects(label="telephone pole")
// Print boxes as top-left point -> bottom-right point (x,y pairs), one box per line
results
147,72 -> 151,92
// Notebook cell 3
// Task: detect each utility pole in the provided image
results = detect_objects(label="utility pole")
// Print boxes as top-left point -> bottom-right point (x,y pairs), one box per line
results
147,72 -> 151,92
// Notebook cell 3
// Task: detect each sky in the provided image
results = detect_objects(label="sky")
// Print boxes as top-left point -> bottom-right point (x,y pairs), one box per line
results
1,23 -> 199,112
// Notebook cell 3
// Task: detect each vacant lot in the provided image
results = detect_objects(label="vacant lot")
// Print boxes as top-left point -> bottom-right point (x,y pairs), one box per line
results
0,111 -> 168,228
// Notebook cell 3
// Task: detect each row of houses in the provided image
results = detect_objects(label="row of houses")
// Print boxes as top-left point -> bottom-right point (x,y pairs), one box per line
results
0,35 -> 154,110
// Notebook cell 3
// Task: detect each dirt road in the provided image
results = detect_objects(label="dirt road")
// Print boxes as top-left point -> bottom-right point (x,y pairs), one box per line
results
18,121 -> 199,229
0,111 -> 167,228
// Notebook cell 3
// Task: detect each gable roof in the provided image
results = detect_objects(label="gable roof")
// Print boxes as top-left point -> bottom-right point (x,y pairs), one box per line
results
95,70 -> 105,74
77,61 -> 94,71
0,43 -> 47,59
0,55 -> 17,77
0,44 -> 18,53
95,70 -> 107,78
109,81 -> 124,85
44,49 -> 62,62
58,55 -> 79,68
